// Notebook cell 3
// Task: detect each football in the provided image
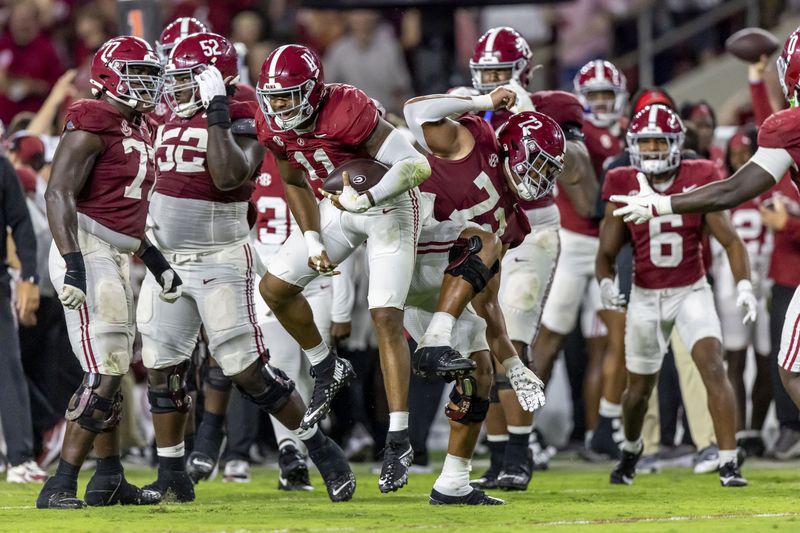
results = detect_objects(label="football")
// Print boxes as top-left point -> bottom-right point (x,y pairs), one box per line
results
725,27 -> 780,63
321,158 -> 388,194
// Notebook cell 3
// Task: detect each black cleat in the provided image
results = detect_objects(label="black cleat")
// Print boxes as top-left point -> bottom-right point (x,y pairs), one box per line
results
378,437 -> 414,493
470,467 -> 500,490
301,355 -> 356,430
590,416 -> 622,460
429,488 -> 505,505
85,473 -> 161,506
737,434 -> 765,458
497,449 -> 533,491
36,479 -> 87,509
278,445 -> 313,491
412,346 -> 477,381
719,461 -> 748,487
143,470 -> 195,503
610,446 -> 643,485
308,435 -> 356,502
186,451 -> 217,484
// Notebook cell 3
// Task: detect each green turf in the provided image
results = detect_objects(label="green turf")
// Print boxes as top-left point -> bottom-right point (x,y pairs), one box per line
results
2,458 -> 799,532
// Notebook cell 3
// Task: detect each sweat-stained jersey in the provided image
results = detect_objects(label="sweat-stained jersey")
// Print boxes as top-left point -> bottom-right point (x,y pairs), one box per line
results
603,159 -> 722,289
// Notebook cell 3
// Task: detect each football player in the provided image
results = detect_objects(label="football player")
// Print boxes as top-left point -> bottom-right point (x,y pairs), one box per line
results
463,27 -> 597,487
37,36 -> 176,509
404,86 -> 562,504
138,33 -> 354,503
608,27 -> 800,419
599,104 -> 752,487
255,44 -> 432,493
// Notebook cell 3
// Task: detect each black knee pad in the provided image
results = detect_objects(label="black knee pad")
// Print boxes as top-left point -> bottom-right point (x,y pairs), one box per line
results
65,373 -> 123,433
235,362 -> 295,415
148,363 -> 193,414
445,236 -> 499,294
445,377 -> 490,425
204,365 -> 232,392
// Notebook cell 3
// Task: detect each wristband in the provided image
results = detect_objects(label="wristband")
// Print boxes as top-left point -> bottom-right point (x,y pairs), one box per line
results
736,279 -> 754,293
139,245 -> 171,282
304,231 -> 325,258
63,251 -> 86,293
470,94 -> 494,112
206,95 -> 232,129
655,195 -> 673,216
501,355 -> 524,372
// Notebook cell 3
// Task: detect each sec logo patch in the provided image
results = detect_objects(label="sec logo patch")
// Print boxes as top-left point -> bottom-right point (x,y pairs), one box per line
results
488,153 -> 499,167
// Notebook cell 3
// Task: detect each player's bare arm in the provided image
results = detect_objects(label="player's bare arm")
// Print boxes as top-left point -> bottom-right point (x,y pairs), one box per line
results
705,210 -> 757,323
206,122 -> 265,191
556,139 -> 597,218
596,202 -> 628,311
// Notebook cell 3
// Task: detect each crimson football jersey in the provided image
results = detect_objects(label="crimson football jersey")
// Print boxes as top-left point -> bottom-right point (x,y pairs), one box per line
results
154,99 -> 258,203
152,82 -> 257,125
257,83 -> 379,199
603,159 -> 721,289
252,150 -> 293,248
556,120 -> 622,237
66,98 -> 155,240
758,106 -> 800,190
421,114 -> 530,248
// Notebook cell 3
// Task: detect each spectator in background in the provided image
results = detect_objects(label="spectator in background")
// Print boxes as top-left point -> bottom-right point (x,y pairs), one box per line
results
323,10 -> 413,114
168,0 -> 256,37
0,1 -> 64,124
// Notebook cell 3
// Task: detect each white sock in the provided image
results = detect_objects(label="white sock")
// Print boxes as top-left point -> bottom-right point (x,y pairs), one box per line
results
419,312 -> 456,348
433,454 -> 472,497
622,438 -> 643,454
304,342 -> 329,366
388,411 -> 409,432
599,398 -> 622,418
585,430 -> 594,447
157,442 -> 185,458
507,425 -> 533,435
719,449 -> 737,466
293,424 -> 318,441
487,433 -> 509,442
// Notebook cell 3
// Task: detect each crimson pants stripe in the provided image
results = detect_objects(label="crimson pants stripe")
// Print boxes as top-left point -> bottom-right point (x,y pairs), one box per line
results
79,303 -> 98,372
243,244 -> 265,355
783,312 -> 800,370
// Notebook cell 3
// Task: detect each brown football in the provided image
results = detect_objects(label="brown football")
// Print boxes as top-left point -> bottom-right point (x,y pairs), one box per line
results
321,158 -> 388,194
725,27 -> 780,63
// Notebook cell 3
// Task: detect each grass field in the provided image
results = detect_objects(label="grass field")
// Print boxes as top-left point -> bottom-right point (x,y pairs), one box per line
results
2,457 -> 800,532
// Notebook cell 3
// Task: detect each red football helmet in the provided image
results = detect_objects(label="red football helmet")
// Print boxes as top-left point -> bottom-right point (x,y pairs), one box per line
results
497,111 -> 566,201
627,104 -> 685,175
574,59 -> 628,126
164,32 -> 239,117
157,17 -> 209,62
256,44 -> 325,132
90,36 -> 163,110
470,27 -> 533,93
777,27 -> 800,107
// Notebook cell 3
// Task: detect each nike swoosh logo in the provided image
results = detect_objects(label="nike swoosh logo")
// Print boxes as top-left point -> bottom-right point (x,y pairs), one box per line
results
203,278 -> 217,284
331,479 -> 353,496
382,208 -> 398,214
315,133 -> 328,138
320,284 -> 330,289
513,258 -> 528,262
682,185 -> 697,192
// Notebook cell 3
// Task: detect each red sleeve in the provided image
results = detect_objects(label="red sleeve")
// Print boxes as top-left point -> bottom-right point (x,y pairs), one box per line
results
757,107 -> 800,150
327,85 -> 379,147
230,99 -> 257,121
749,80 -> 774,127
781,216 -> 800,243
531,90 -> 584,128
64,99 -> 118,135
233,83 -> 257,103
601,167 -> 628,202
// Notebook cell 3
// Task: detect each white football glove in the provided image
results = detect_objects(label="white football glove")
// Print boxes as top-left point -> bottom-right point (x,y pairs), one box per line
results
599,277 -> 626,311
337,184 -> 372,213
158,269 -> 183,303
610,172 -> 672,224
59,284 -> 86,310
736,279 -> 758,325
196,65 -> 227,108
503,356 -> 546,412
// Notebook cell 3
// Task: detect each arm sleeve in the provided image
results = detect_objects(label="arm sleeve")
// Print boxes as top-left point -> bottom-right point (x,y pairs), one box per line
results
3,158 -> 37,279
402,94 -> 493,153
367,128 -> 431,205
749,147 -> 794,182
749,80 -> 774,127
331,253 -> 356,323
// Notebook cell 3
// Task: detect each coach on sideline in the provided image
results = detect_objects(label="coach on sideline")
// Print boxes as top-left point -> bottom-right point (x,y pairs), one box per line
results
0,151 -> 45,483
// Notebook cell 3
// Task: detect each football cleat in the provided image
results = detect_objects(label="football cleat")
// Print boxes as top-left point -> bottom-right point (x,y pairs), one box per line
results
719,461 -> 748,487
308,435 -> 356,502
36,485 -> 87,510
610,446 -> 643,485
85,473 -> 161,506
7,460 -> 47,483
429,488 -> 505,505
378,439 -> 414,493
278,445 -> 313,491
411,346 -> 476,381
186,451 -> 218,484
301,355 -> 356,430
693,445 -> 720,474
223,460 -> 251,483
470,466 -> 500,490
143,470 -> 195,502
589,416 -> 623,459
497,449 -> 533,491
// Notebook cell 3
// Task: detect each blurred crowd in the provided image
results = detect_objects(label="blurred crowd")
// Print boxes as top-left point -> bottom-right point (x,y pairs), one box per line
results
4,0 -> 800,485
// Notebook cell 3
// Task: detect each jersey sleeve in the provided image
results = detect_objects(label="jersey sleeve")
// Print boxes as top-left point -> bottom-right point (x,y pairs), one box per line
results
458,114 -> 496,146
326,85 -> 379,147
230,100 -> 258,137
64,99 -> 119,135
758,107 -> 800,150
601,167 -> 630,202
531,90 -> 585,129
